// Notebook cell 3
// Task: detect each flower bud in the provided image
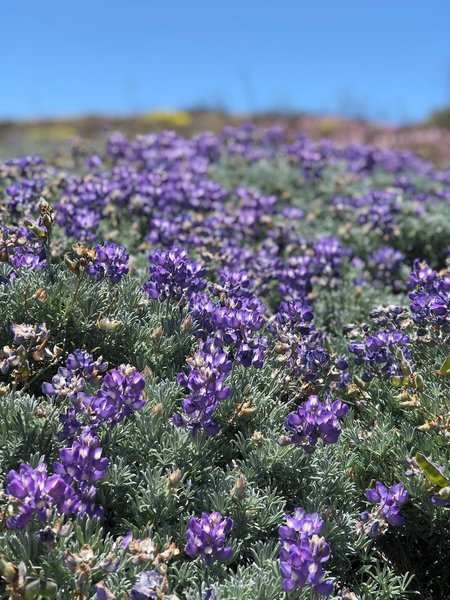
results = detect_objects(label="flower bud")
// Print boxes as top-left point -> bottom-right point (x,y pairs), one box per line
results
0,558 -> 18,584
251,431 -> 264,446
181,315 -> 193,332
98,554 -> 120,573
96,318 -> 122,331
275,342 -> 290,355
32,288 -> 48,303
150,325 -> 164,340
230,474 -> 247,500
417,421 -> 438,431
413,373 -> 425,392
233,402 -> 255,420
151,403 -> 164,417
167,469 -> 183,490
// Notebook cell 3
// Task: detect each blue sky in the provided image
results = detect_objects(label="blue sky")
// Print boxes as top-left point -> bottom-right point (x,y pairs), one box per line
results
1,0 -> 449,123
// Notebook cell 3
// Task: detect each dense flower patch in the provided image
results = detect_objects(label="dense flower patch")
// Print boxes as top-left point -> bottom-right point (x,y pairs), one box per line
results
0,124 -> 449,598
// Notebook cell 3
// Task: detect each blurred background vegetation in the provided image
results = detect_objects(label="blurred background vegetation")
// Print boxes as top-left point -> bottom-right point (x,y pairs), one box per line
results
2,106 -> 450,166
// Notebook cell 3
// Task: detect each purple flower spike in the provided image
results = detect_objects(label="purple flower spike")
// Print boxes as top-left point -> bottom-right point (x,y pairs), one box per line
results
279,508 -> 333,596
6,462 -> 80,529
282,394 -> 349,453
360,481 -> 409,536
143,245 -> 206,302
86,241 -> 129,283
186,511 -> 234,565
174,340 -> 232,436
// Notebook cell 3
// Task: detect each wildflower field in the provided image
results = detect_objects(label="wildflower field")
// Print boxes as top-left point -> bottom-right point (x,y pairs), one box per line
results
0,124 -> 449,599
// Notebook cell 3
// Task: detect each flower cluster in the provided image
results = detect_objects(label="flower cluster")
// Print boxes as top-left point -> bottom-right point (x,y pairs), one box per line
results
272,300 -> 349,387
278,255 -> 314,300
42,349 -> 107,402
6,177 -> 45,217
56,174 -> 111,242
143,246 -> 206,302
86,241 -> 129,283
6,463 -> 78,529
367,246 -> 405,290
369,305 -> 410,329
348,329 -> 412,381
359,482 -> 409,537
407,259 -> 450,335
333,190 -> 400,237
311,235 -> 352,287
173,340 -> 232,435
56,363 -> 146,438
0,224 -> 46,276
190,276 -> 267,368
281,395 -> 349,453
90,364 -> 146,425
54,429 -> 108,517
279,508 -> 333,595
186,511 -> 234,565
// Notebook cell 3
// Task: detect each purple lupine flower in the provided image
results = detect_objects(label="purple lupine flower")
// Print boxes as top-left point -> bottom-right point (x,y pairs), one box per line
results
282,395 -> 349,453
367,246 -> 405,290
54,429 -> 109,486
274,300 -> 314,335
6,462 -> 79,529
369,305 -> 409,329
5,178 -> 45,218
0,224 -> 47,274
217,267 -> 255,299
271,299 -> 348,386
55,173 -> 111,241
407,259 -> 449,334
130,571 -> 168,600
143,246 -> 206,302
86,241 -> 129,283
42,349 -> 107,401
190,288 -> 267,369
174,340 -> 232,436
3,155 -> 45,173
406,259 -> 438,292
348,329 -> 412,381
53,361 -> 145,440
333,190 -> 400,237
9,250 -> 46,270
86,155 -> 103,168
279,508 -> 333,595
211,296 -> 267,368
71,209 -> 101,241
360,481 -> 409,537
54,429 -> 108,518
311,235 -> 351,282
186,511 -> 234,565
90,364 -> 146,425
279,255 -> 314,300
284,134 -> 325,178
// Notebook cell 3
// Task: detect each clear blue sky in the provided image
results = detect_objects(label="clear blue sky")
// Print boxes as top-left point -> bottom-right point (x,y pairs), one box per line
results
1,0 -> 449,123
